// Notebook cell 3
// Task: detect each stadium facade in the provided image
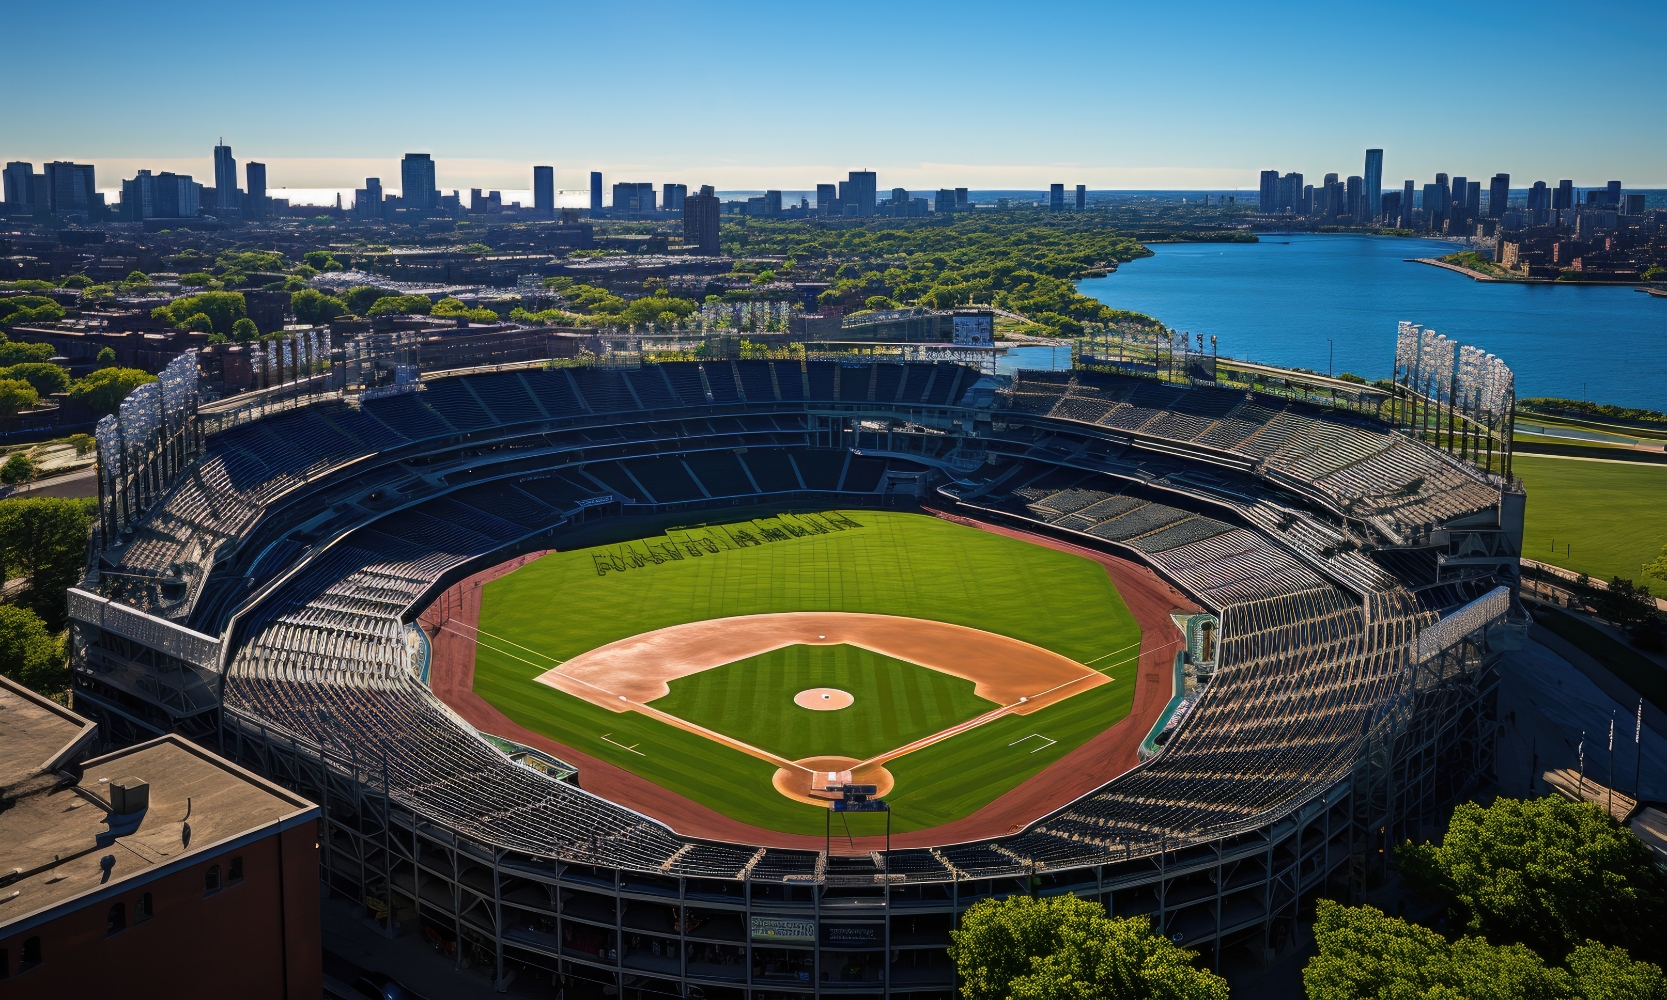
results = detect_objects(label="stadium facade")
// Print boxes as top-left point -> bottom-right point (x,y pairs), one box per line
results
70,326 -> 1526,996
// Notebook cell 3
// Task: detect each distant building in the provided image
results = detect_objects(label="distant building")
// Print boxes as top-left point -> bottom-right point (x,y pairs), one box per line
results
119,170 -> 198,221
42,162 -> 97,217
213,142 -> 239,211
1380,190 -> 1402,226
244,161 -> 267,219
1623,193 -> 1645,215
400,153 -> 437,212
662,183 -> 686,212
1465,181 -> 1480,227
1363,149 -> 1383,224
816,183 -> 838,215
1605,180 -> 1622,205
589,171 -> 603,214
1400,180 -> 1414,227
1259,170 -> 1280,212
612,182 -> 656,214
935,188 -> 955,213
684,185 -> 721,256
3,161 -> 33,210
534,166 -> 554,215
1075,184 -> 1086,211
844,171 -> 877,217
1345,175 -> 1364,222
955,187 -> 969,211
354,177 -> 383,219
0,676 -> 322,1000
1049,183 -> 1065,211
1488,173 -> 1509,218
1554,179 -> 1573,212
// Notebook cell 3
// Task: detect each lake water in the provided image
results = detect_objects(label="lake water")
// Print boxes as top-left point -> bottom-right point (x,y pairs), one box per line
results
1076,234 -> 1667,409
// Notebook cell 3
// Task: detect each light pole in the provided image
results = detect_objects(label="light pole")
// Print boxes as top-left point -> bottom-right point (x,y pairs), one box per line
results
1328,339 -> 1334,379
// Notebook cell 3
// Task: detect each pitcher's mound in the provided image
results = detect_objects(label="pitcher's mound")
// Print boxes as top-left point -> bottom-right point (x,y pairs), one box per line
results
794,687 -> 854,710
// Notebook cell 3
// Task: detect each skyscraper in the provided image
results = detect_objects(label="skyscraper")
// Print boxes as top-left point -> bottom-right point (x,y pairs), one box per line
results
533,166 -> 554,215
355,177 -> 383,219
846,171 -> 877,216
1605,180 -> 1622,206
684,185 -> 721,256
1553,180 -> 1573,212
3,162 -> 32,209
1075,184 -> 1086,211
213,141 -> 239,210
1259,170 -> 1279,212
1401,180 -> 1414,227
661,183 -> 686,212
1465,182 -> 1480,228
1049,183 -> 1065,212
245,161 -> 267,219
1345,175 -> 1364,223
590,171 -> 603,214
42,162 -> 96,215
1487,174 -> 1509,218
955,188 -> 969,211
936,188 -> 956,213
1450,176 -> 1468,224
400,153 -> 437,212
1363,149 -> 1383,224
816,183 -> 837,215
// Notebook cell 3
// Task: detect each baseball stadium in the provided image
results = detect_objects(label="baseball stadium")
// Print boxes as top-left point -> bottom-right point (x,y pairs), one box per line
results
70,322 -> 1525,997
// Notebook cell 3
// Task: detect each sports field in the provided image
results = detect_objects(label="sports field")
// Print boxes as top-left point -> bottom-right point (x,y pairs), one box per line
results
650,643 -> 996,762
470,510 -> 1143,835
1514,456 -> 1667,587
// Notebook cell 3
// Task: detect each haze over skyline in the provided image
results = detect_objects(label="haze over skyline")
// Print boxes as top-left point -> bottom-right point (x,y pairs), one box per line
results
5,0 -> 1665,193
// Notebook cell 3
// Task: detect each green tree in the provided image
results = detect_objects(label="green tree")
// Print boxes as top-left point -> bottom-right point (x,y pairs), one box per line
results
0,378 -> 40,417
0,341 -> 56,365
58,274 -> 93,289
343,285 -> 388,315
154,291 -> 247,334
181,311 -> 215,333
0,496 -> 93,629
1304,900 -> 1571,1000
290,288 -> 347,325
1398,796 -> 1667,963
950,894 -> 1227,1000
95,346 -> 116,367
367,294 -> 433,316
0,604 -> 64,697
1,451 -> 35,483
231,317 -> 260,342
0,362 -> 70,396
67,367 -> 156,416
1567,941 -> 1667,1000
67,433 -> 95,456
1645,543 -> 1667,585
180,271 -> 217,287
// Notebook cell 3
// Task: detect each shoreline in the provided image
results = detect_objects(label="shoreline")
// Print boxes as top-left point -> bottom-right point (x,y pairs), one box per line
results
1412,256 -> 1646,287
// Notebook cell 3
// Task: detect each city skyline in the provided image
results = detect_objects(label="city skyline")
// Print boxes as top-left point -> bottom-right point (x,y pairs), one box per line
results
4,1 -> 1665,190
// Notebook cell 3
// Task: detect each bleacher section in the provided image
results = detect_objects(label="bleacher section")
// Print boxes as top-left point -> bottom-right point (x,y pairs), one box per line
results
1002,370 -> 1502,541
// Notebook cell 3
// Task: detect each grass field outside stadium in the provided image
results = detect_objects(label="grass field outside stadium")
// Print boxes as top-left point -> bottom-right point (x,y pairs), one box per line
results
470,510 -> 1143,836
1514,456 -> 1667,588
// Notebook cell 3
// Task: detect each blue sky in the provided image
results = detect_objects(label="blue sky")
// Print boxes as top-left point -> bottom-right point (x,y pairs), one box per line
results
5,0 -> 1664,195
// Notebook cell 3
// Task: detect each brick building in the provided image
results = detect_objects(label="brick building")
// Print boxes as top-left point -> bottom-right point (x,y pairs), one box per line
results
0,676 -> 321,999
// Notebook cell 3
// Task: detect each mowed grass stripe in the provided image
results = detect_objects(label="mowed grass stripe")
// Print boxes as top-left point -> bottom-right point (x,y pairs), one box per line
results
473,510 -> 1142,835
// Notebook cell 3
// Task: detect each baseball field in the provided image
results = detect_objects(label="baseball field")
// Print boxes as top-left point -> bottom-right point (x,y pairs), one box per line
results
468,509 -> 1143,836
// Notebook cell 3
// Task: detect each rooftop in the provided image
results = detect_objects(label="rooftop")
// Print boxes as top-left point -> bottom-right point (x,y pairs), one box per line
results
0,698 -> 317,933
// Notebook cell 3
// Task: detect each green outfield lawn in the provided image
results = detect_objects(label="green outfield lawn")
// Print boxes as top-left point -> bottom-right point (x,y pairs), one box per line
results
651,643 -> 996,761
1515,455 -> 1667,587
472,509 -> 1143,835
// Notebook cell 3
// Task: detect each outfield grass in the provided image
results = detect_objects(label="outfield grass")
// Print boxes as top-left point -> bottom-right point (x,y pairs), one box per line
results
1515,455 -> 1667,587
651,643 -> 995,761
472,510 -> 1142,835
